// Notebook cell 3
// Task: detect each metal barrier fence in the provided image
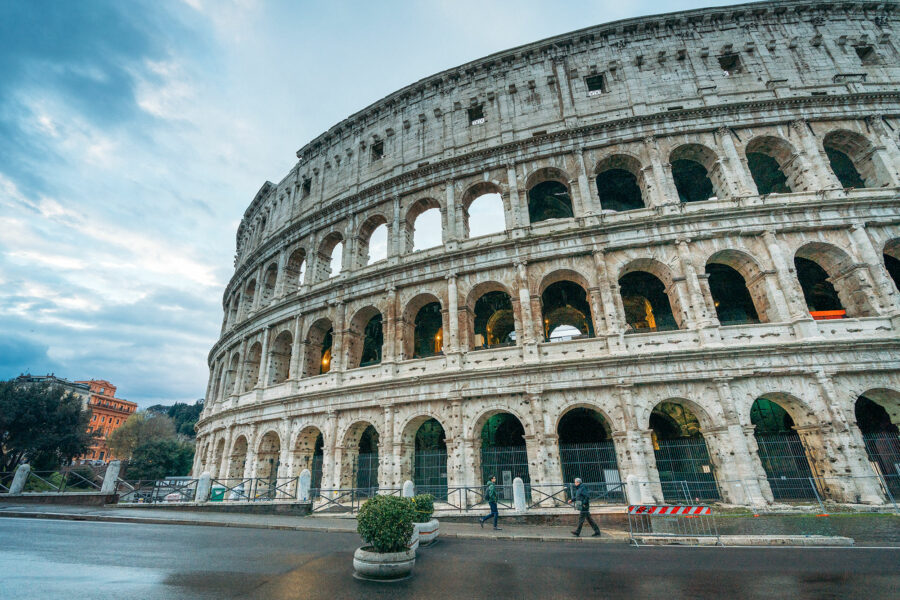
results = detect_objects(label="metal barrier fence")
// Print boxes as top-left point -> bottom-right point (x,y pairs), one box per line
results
480,446 -> 530,500
310,487 -> 402,513
20,469 -> 103,494
116,478 -> 198,504
653,438 -> 721,502
863,432 -> 900,497
414,449 -> 448,500
754,432 -> 820,500
0,472 -> 14,493
627,505 -> 720,547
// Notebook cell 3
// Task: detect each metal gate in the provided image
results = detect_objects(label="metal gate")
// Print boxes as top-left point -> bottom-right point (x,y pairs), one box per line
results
311,454 -> 324,498
354,452 -> 379,494
481,445 -> 530,500
754,432 -> 820,501
559,441 -> 625,503
654,437 -> 721,503
862,432 -> 900,499
414,449 -> 448,500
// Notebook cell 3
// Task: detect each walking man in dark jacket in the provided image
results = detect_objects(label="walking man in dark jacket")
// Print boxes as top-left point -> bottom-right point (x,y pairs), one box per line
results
568,478 -> 601,537
479,475 -> 502,530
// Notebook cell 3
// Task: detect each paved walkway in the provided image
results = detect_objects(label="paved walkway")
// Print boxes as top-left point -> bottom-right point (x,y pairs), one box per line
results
0,502 -> 628,543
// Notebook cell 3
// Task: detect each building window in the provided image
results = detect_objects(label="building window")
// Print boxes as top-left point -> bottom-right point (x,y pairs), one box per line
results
855,45 -> 877,64
370,141 -> 384,162
585,74 -> 606,96
100,416 -> 105,423
301,178 -> 312,197
717,53 -> 742,76
99,388 -> 105,395
468,104 -> 485,125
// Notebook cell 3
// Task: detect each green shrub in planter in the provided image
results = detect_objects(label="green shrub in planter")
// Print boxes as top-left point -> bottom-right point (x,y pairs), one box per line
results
357,495 -> 416,553
412,494 -> 435,523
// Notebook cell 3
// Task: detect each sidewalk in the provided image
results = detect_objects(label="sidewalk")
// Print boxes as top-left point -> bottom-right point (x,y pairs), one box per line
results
0,502 -> 628,543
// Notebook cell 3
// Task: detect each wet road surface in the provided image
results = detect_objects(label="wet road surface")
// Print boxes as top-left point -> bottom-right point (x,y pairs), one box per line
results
1,517 -> 897,599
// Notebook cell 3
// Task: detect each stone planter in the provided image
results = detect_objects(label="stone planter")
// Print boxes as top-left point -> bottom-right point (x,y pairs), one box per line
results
408,527 -> 420,552
414,519 -> 440,546
353,547 -> 416,581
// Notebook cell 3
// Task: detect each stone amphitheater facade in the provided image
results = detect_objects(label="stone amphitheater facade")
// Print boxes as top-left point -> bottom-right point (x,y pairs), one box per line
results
194,0 -> 900,507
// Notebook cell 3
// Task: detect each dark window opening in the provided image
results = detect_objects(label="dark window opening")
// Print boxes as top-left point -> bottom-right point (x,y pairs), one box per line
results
856,395 -> 898,435
585,74 -> 605,96
619,272 -> 678,332
717,53 -> 742,76
596,169 -> 644,211
319,328 -> 333,374
672,159 -> 715,203
468,104 -> 485,125
558,408 -> 610,444
359,315 -> 383,367
706,263 -> 759,325
356,425 -> 379,490
301,179 -> 312,197
824,146 -> 866,189
651,402 -> 702,440
794,257 -> 844,314
541,281 -> 594,341
885,253 -> 900,290
474,291 -> 515,349
855,45 -> 877,64
481,413 -> 525,447
747,152 -> 791,195
415,418 -> 447,451
413,302 -> 443,358
370,141 -> 384,162
528,181 -> 573,223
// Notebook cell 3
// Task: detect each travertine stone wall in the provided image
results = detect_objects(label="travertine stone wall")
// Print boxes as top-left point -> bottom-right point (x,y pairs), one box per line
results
194,1 -> 900,507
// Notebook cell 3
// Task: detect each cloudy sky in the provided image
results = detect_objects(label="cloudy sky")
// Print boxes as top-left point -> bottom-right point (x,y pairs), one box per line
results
0,0 -> 745,406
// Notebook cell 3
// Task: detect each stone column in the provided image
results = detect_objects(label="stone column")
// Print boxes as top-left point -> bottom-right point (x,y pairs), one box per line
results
382,287 -> 398,364
643,136 -> 679,206
256,326 -> 270,389
613,385 -> 663,504
381,404 -> 397,488
250,265 -> 265,313
865,114 -> 900,185
575,149 -> 599,215
849,223 -> 900,315
445,180 -> 458,242
675,239 -> 716,330
218,428 -> 233,479
273,249 -> 288,298
791,119 -> 842,190
232,337 -> 248,398
445,399 -> 466,489
716,126 -> 754,196
390,195 -> 402,258
506,164 -> 528,229
446,274 -> 460,354
289,314 -> 304,380
714,379 -> 773,504
762,230 -> 817,337
323,411 -> 339,489
331,301 -> 346,372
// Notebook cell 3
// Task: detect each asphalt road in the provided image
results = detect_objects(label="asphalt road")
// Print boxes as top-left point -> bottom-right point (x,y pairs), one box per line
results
1,517 -> 897,600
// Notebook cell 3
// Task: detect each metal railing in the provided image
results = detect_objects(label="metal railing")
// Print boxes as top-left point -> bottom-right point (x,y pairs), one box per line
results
116,478 -> 198,504
20,469 -> 103,494
0,472 -> 14,493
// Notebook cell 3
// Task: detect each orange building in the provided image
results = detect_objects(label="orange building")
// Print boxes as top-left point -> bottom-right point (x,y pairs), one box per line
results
76,380 -> 137,463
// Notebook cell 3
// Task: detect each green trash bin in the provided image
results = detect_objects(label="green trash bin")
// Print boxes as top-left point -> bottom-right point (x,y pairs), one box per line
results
209,485 -> 226,502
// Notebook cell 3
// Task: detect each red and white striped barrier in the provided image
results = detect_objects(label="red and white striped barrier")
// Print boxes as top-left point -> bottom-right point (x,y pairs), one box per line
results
628,505 -> 711,515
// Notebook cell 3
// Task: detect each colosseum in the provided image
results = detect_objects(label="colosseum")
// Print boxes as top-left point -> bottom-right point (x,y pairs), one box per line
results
194,0 -> 900,509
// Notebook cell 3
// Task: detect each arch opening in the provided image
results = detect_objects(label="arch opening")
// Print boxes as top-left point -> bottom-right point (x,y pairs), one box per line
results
465,191 -> 505,238
303,319 -> 334,377
413,418 -> 448,499
213,438 -> 226,477
619,271 -> 678,333
241,279 -> 257,320
413,302 -> 443,358
541,280 -> 593,342
317,233 -> 344,281
359,314 -> 383,367
794,257 -> 845,318
751,397 -> 820,501
255,431 -> 281,499
358,216 -> 389,267
557,408 -> 624,502
413,208 -> 442,251
241,342 -> 262,392
355,425 -> 379,492
479,413 -> 530,498
473,291 -> 515,349
228,436 -> 248,480
855,392 -> 900,497
292,427 -> 324,498
823,130 -> 885,189
261,264 -> 278,306
706,263 -> 759,325
650,402 -> 720,502
283,248 -> 307,294
224,353 -> 240,398
268,331 -> 293,384
528,180 -> 573,224
884,241 -> 900,291
596,168 -> 644,212
672,159 -> 714,203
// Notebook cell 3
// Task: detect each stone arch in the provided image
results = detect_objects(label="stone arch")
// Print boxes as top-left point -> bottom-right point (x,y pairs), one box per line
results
883,238 -> 900,293
260,262 -> 278,306
462,181 -> 507,238
398,414 -> 449,496
241,279 -> 257,320
255,429 -> 282,483
357,213 -> 390,267
466,281 -> 517,350
706,249 -> 768,324
794,241 -> 876,318
526,166 -> 574,224
750,392 -> 822,501
539,271 -> 595,341
226,294 -> 240,328
223,352 -> 240,398
213,437 -> 226,477
594,153 -> 646,212
268,329 -> 293,384
555,404 -> 623,499
241,341 -> 262,392
228,435 -> 249,479
291,425 -> 325,491
822,129 -> 886,189
670,143 -> 723,202
402,292 -> 444,359
471,408 -> 532,493
316,231 -> 344,281
346,305 -> 383,368
854,389 -> 900,497
619,258 -> 682,331
339,421 -> 380,489
745,135 -> 805,194
405,197 -> 444,252
303,317 -> 334,377
649,399 -> 721,502
282,247 -> 307,294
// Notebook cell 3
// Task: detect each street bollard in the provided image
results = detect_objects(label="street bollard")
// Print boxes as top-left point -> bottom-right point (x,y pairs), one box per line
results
100,460 -> 121,495
195,472 -> 212,502
625,474 -> 642,506
9,464 -> 30,495
513,477 -> 526,512
298,469 -> 311,502
402,480 -> 415,498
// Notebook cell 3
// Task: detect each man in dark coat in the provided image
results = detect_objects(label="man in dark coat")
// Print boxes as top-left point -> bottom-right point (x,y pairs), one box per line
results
568,477 -> 601,537
479,475 -> 502,530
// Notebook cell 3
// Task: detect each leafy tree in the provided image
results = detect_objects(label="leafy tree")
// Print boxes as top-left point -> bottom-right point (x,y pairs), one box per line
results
106,412 -> 176,460
126,438 -> 194,480
0,380 -> 95,472
146,400 -> 203,439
